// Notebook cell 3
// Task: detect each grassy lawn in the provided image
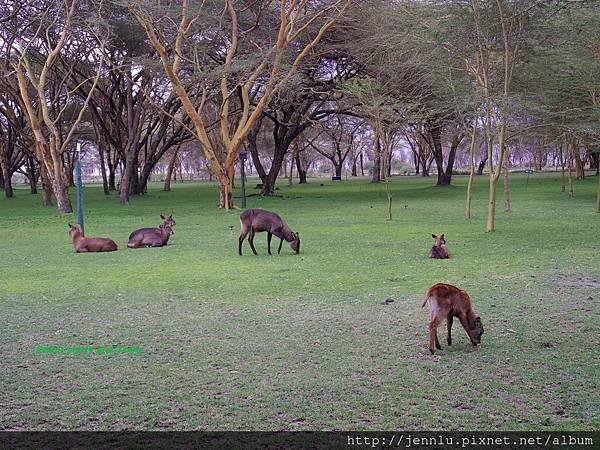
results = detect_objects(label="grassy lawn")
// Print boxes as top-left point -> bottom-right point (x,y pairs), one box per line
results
0,173 -> 598,431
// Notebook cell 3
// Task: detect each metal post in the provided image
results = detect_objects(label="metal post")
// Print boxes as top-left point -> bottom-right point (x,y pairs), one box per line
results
75,142 -> 85,235
239,150 -> 247,209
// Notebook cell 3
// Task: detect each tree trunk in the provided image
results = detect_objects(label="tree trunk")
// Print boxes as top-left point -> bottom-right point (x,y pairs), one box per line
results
137,161 -> 156,195
560,146 -> 566,192
429,124 -> 446,185
0,143 -> 13,198
386,150 -> 392,178
27,157 -> 38,194
590,151 -> 599,174
66,156 -> 75,187
218,175 -> 234,209
465,123 -> 477,220
382,147 -> 392,221
477,156 -> 487,175
40,164 -> 53,206
98,145 -> 110,195
573,142 -> 584,179
108,155 -> 117,191
567,147 -> 574,197
334,163 -> 342,178
119,150 -> 138,204
413,150 -> 420,175
259,132 -> 298,196
503,150 -> 511,212
359,151 -> 364,176
49,161 -> 72,213
295,151 -> 307,184
486,175 -> 498,232
371,122 -> 382,183
371,154 -> 381,182
164,148 -> 179,191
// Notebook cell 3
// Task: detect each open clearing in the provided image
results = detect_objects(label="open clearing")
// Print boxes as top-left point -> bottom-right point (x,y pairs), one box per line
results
1,173 -> 598,431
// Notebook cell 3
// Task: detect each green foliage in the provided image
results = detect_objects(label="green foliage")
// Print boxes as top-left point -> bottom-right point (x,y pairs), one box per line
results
1,174 -> 598,430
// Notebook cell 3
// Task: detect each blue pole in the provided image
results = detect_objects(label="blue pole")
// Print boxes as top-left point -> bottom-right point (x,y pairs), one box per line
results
75,155 -> 84,235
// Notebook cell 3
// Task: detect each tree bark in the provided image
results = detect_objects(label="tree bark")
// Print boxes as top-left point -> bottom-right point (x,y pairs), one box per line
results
503,149 -> 511,212
351,147 -> 358,176
477,156 -> 487,175
369,121 -> 383,182
573,141 -> 585,179
371,154 -> 381,182
108,153 -> 117,191
295,151 -> 307,184
590,151 -> 599,174
560,145 -> 566,192
119,150 -> 138,204
429,124 -> 446,185
567,145 -> 574,197
164,148 -> 179,191
26,156 -> 38,194
360,151 -> 364,176
98,145 -> 110,195
465,122 -> 478,220
40,164 -> 53,206
0,142 -> 13,198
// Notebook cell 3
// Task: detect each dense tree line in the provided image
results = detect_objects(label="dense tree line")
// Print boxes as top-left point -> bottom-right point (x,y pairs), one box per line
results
1,0 -> 598,222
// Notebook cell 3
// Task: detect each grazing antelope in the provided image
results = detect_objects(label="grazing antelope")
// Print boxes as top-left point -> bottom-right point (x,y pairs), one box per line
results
422,283 -> 484,355
127,214 -> 176,248
429,233 -> 450,259
68,224 -> 118,253
239,209 -> 300,255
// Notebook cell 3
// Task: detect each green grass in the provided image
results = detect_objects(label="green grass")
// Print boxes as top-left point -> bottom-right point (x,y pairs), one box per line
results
0,173 -> 598,431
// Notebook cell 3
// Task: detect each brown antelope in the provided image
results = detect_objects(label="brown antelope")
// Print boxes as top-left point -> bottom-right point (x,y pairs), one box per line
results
422,283 -> 484,355
68,224 -> 118,253
429,233 -> 450,259
239,209 -> 300,255
128,214 -> 176,248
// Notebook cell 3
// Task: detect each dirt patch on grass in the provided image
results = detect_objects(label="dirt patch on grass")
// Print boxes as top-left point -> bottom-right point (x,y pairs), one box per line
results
558,275 -> 600,289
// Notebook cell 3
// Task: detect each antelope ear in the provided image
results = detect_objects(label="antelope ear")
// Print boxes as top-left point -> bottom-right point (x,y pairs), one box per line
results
68,223 -> 73,228
160,214 -> 165,219
432,234 -> 437,239
441,234 -> 445,239
169,214 -> 173,218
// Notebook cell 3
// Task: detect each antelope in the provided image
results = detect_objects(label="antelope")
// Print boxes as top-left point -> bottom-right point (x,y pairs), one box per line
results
239,209 -> 300,255
68,224 -> 118,253
127,214 -> 176,248
422,283 -> 484,355
429,233 -> 450,259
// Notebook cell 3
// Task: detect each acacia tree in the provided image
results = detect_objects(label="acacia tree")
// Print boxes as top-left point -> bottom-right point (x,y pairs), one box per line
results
519,0 -> 600,212
129,0 -> 351,209
9,0 -> 103,213
308,115 -> 362,178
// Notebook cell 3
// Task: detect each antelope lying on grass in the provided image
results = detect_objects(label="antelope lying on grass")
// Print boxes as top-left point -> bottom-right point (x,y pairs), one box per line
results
68,224 -> 118,253
429,233 -> 450,259
422,283 -> 484,355
239,209 -> 300,255
128,214 -> 176,248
